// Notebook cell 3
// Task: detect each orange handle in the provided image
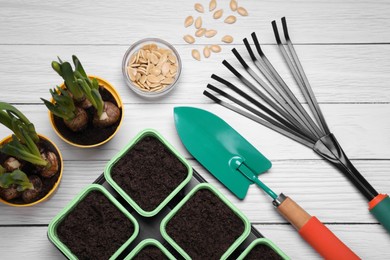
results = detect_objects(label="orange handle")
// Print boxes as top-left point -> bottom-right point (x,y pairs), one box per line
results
276,196 -> 359,260
299,216 -> 359,260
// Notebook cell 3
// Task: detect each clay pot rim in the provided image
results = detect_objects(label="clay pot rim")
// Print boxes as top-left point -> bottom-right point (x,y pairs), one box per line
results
48,75 -> 124,148
0,133 -> 63,207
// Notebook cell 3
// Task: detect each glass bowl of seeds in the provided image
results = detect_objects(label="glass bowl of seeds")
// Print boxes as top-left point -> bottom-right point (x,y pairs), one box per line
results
122,38 -> 182,98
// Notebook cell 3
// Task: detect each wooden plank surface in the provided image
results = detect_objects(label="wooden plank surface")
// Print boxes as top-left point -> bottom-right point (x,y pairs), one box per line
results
1,45 -> 390,103
0,0 -> 390,259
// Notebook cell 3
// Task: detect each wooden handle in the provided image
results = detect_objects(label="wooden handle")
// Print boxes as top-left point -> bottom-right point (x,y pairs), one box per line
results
276,196 -> 360,259
276,196 -> 311,230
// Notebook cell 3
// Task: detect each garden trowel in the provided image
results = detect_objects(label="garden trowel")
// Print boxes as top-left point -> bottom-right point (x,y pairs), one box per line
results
174,106 -> 359,260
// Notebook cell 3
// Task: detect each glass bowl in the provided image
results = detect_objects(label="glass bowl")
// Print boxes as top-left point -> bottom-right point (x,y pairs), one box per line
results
122,38 -> 182,98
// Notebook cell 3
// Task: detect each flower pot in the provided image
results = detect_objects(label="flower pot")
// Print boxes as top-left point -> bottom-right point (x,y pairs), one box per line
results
124,239 -> 175,260
160,183 -> 251,260
104,129 -> 193,217
48,75 -> 123,148
237,238 -> 290,260
48,184 -> 139,259
0,134 -> 63,207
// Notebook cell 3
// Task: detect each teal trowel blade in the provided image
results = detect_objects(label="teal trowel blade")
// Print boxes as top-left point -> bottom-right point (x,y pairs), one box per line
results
174,107 -> 272,199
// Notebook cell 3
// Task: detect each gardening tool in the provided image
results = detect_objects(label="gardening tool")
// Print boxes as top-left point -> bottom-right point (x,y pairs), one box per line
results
174,106 -> 359,260
204,17 -> 390,234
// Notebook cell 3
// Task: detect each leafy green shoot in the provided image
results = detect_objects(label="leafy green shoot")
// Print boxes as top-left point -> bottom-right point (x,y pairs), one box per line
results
0,133 -> 48,167
0,102 -> 39,143
41,87 -> 76,121
0,166 -> 33,191
76,73 -> 104,117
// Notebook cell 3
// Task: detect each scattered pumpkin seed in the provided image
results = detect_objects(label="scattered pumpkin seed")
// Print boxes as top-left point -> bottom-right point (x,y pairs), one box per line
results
230,0 -> 237,11
195,28 -> 206,37
195,17 -> 202,29
205,29 -> 217,38
222,35 -> 234,43
209,0 -> 217,11
194,3 -> 204,13
183,34 -> 195,44
210,45 -> 221,53
213,9 -> 223,19
203,46 -> 211,58
192,49 -> 201,61
184,16 -> 194,27
237,6 -> 248,16
224,15 -> 236,24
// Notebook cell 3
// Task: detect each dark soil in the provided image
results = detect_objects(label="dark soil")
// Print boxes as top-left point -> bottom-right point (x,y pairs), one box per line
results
57,190 -> 135,260
133,245 -> 168,260
53,86 -> 122,145
244,244 -> 283,260
166,189 -> 245,260
111,135 -> 188,211
0,137 -> 61,204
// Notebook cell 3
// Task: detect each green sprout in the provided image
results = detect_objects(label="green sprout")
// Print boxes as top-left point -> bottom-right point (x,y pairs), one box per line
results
41,87 -> 77,121
76,72 -> 104,117
52,57 -> 84,101
0,165 -> 33,191
0,102 -> 39,143
0,132 -> 48,167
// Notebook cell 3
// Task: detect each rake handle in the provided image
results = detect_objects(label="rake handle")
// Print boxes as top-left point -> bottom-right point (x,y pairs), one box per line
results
275,195 -> 360,260
369,194 -> 390,233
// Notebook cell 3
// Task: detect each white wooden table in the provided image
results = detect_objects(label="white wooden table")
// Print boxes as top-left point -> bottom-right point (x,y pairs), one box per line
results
1,0 -> 390,259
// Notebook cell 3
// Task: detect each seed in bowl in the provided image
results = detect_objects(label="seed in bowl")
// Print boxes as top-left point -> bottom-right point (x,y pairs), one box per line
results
127,44 -> 178,92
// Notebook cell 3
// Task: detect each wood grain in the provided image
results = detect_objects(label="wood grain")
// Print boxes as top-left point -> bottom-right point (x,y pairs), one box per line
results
1,0 -> 390,258
1,0 -> 390,44
1,45 -> 390,103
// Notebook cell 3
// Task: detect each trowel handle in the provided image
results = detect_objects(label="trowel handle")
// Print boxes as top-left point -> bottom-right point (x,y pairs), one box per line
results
274,194 -> 360,260
369,194 -> 390,233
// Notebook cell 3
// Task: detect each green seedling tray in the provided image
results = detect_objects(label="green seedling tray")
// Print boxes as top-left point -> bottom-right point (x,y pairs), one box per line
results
47,184 -> 139,260
160,183 -> 251,260
125,238 -> 175,260
237,238 -> 290,260
104,128 -> 193,217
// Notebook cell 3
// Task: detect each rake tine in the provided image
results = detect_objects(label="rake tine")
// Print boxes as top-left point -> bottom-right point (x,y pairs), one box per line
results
233,47 -> 322,139
210,74 -> 312,139
203,89 -> 315,148
247,34 -> 326,140
281,17 -> 330,134
222,59 -> 304,130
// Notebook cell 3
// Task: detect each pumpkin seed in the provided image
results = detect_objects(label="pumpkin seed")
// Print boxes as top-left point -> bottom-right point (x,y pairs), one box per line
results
224,15 -> 236,24
195,28 -> 206,37
184,16 -> 194,27
127,43 -> 178,92
222,35 -> 234,43
209,0 -> 217,11
192,49 -> 201,61
237,7 -> 248,16
203,46 -> 211,58
205,29 -> 217,38
194,3 -> 204,13
183,34 -> 195,44
230,0 -> 237,11
213,9 -> 223,19
210,45 -> 221,53
195,17 -> 202,29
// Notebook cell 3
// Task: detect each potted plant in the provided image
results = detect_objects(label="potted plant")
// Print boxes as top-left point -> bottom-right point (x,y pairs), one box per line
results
160,183 -> 251,260
41,55 -> 123,148
48,184 -> 139,259
124,239 -> 175,260
0,102 -> 63,206
104,129 -> 193,217
236,238 -> 290,260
